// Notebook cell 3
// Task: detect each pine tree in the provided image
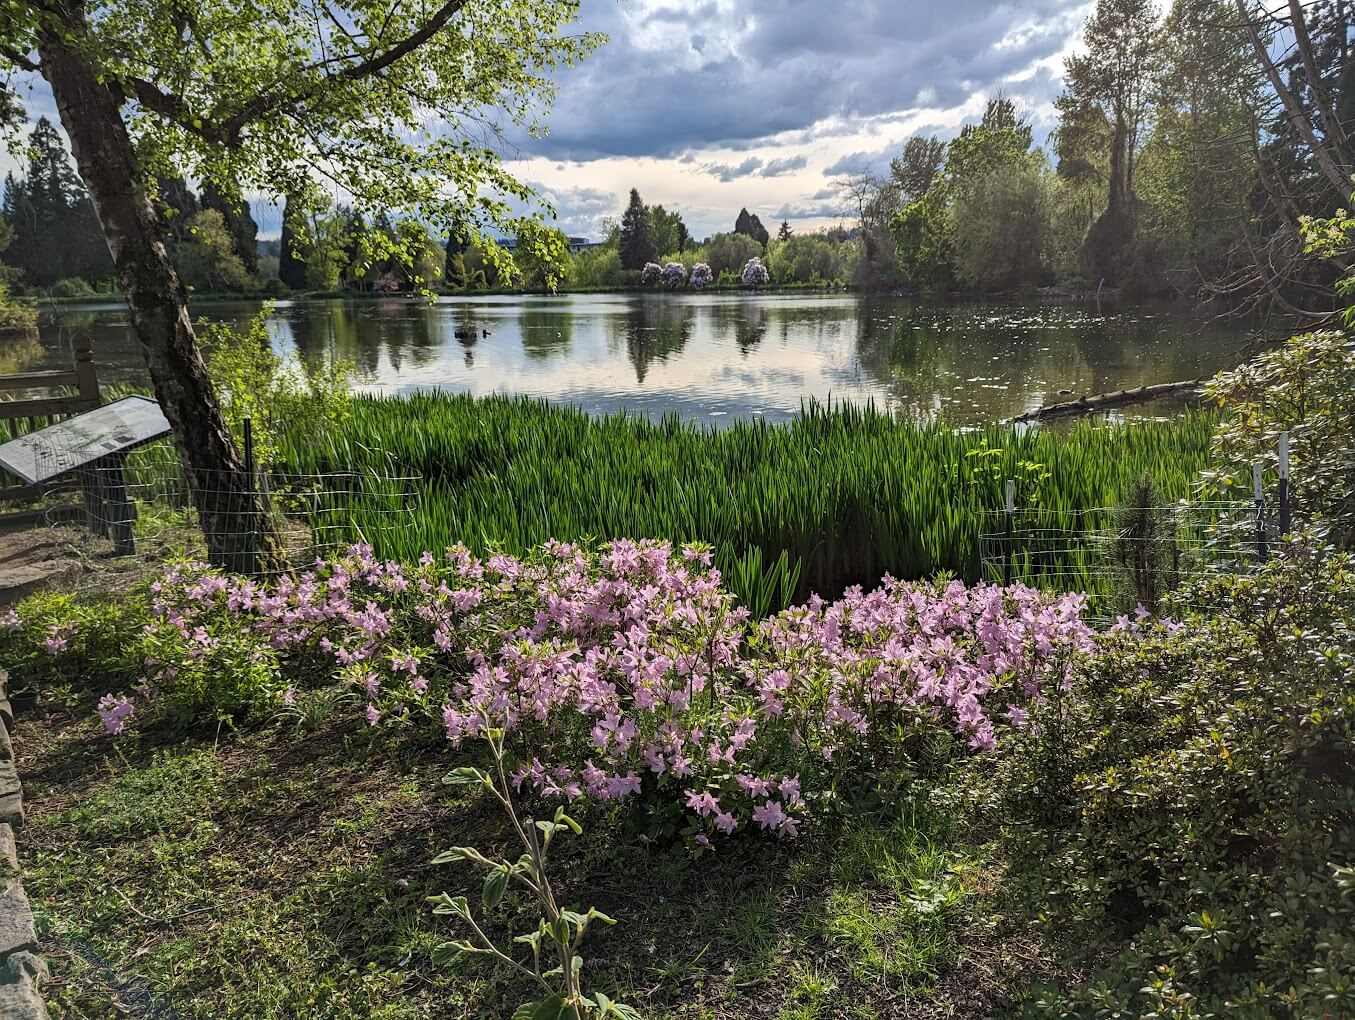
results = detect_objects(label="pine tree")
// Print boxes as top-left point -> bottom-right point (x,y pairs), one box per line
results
278,195 -> 308,290
777,220 -> 793,242
618,188 -> 656,270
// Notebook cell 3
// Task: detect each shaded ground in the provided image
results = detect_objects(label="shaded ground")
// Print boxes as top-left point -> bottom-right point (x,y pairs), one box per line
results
10,685 -> 1060,1020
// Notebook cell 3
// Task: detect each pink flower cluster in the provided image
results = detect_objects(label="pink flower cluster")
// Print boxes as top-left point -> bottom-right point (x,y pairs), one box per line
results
101,540 -> 1094,841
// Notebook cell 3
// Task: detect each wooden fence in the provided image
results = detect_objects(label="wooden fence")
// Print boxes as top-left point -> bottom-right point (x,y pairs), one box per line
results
0,337 -> 101,512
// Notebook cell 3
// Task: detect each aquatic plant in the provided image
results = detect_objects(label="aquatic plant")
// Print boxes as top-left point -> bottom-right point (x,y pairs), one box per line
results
276,395 -> 1216,614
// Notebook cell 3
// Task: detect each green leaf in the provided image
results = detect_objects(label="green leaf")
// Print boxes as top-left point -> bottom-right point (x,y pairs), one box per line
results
427,893 -> 469,917
444,766 -> 492,787
432,845 -> 495,867
482,868 -> 508,909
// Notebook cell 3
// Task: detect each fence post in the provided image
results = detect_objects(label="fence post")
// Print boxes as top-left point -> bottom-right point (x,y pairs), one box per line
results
72,336 -> 100,408
1003,478 -> 1015,587
1252,462 -> 1267,561
1278,432 -> 1291,538
242,417 -> 258,566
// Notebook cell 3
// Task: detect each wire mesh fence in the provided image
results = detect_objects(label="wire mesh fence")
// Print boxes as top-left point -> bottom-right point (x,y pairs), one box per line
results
979,498 -> 1269,621
8,437 -> 422,581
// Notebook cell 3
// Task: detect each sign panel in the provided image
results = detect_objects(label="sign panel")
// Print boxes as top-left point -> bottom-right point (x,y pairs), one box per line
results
0,396 -> 172,484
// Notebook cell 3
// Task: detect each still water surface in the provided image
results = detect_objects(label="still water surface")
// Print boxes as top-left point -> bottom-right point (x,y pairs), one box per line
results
25,292 -> 1253,424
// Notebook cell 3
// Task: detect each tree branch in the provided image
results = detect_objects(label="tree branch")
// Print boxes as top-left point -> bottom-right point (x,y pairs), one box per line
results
216,0 -> 470,139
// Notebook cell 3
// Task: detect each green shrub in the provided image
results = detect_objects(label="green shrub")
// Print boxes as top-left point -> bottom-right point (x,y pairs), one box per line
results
1204,329 -> 1355,545
958,549 -> 1355,1017
49,276 -> 97,299
0,592 -> 142,693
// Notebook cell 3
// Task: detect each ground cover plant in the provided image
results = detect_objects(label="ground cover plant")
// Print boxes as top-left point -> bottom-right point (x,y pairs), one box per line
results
6,548 -> 1083,1019
276,395 -> 1216,615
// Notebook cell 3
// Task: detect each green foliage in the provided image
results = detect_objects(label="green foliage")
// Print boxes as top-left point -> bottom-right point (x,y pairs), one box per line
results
890,198 -> 952,290
1202,329 -> 1355,543
277,393 -> 1215,614
0,117 -> 112,290
950,161 -> 1050,292
618,189 -> 656,271
1107,474 -> 1179,614
176,208 -> 252,292
567,246 -> 623,289
961,551 -> 1355,1017
47,276 -> 96,298
765,233 -> 856,285
512,223 -> 571,293
705,232 -> 765,278
430,725 -> 640,1020
201,309 -> 354,468
0,592 -> 140,692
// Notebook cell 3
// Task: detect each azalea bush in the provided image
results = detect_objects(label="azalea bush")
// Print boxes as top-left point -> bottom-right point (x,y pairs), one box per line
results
658,261 -> 686,289
956,548 -> 1355,1017
7,540 -> 1093,845
741,257 -> 769,286
689,263 -> 713,289
639,262 -> 662,286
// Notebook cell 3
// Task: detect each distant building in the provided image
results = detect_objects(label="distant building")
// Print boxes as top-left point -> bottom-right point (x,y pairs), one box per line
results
497,236 -> 600,254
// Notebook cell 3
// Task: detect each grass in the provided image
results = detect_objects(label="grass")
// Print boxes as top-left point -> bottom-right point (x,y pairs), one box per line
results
14,682 -> 1054,1020
277,393 -> 1218,615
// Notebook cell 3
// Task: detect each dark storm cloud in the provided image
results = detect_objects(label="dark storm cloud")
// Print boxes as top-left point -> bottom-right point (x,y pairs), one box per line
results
528,0 -> 1086,160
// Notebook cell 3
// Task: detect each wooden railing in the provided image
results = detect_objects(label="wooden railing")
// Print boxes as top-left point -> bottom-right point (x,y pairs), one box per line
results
0,337 -> 102,509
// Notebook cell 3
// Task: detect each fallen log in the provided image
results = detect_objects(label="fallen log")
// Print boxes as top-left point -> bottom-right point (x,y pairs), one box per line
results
1009,379 -> 1207,424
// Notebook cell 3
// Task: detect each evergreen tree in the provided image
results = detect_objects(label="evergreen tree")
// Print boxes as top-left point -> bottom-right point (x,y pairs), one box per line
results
618,188 -> 656,270
200,180 -> 259,275
0,117 -> 112,288
278,195 -> 308,290
777,219 -> 793,242
734,207 -> 770,247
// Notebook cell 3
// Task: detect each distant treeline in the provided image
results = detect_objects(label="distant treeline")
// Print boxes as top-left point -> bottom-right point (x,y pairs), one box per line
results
4,0 -> 1353,312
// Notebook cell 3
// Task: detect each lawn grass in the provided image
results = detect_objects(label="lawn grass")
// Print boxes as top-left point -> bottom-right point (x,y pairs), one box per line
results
14,683 -> 1054,1019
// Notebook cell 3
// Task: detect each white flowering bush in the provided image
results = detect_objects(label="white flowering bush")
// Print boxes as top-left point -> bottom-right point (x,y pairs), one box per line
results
741,257 -> 770,286
640,262 -> 662,286
659,261 -> 686,289
689,263 -> 713,289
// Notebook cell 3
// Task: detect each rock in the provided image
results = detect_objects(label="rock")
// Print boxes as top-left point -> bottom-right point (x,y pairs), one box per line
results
0,761 -> 18,801
0,824 -> 14,872
0,721 -> 10,764
0,562 -> 81,608
0,882 -> 37,960
0,790 -> 21,829
0,952 -> 50,1020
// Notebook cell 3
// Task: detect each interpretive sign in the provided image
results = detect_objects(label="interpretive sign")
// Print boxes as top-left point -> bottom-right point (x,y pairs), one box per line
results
0,396 -> 171,485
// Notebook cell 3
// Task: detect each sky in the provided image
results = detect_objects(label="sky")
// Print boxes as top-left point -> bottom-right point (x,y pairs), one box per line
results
506,0 -> 1093,240
4,0 -> 1094,242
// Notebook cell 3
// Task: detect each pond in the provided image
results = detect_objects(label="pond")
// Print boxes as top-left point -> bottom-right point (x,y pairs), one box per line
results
26,292 -> 1256,424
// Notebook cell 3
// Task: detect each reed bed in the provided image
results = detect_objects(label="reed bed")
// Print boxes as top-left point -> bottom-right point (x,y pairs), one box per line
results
276,393 -> 1217,615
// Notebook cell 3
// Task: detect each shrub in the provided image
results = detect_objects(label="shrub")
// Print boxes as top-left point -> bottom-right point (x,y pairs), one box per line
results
48,276 -> 98,299
640,262 -> 662,286
958,549 -> 1355,1017
1203,329 -> 1355,544
41,541 -> 1091,846
689,263 -> 713,290
201,308 -> 353,467
659,261 -> 686,289
740,257 -> 769,286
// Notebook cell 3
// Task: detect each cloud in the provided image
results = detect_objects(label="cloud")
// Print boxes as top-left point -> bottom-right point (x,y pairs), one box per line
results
524,0 -> 1088,161
699,153 -> 809,181
772,198 -> 850,221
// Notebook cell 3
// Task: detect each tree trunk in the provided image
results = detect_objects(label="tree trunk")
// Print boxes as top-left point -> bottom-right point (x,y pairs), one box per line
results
38,19 -> 283,575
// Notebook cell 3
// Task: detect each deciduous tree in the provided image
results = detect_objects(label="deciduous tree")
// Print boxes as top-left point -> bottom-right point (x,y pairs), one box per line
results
1,0 -> 598,571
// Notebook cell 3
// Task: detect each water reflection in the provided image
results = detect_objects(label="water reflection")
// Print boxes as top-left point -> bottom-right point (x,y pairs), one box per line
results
32,294 -> 1255,425
620,299 -> 692,384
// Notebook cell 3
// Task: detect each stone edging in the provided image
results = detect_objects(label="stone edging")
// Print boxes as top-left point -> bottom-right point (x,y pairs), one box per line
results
0,666 -> 50,1020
